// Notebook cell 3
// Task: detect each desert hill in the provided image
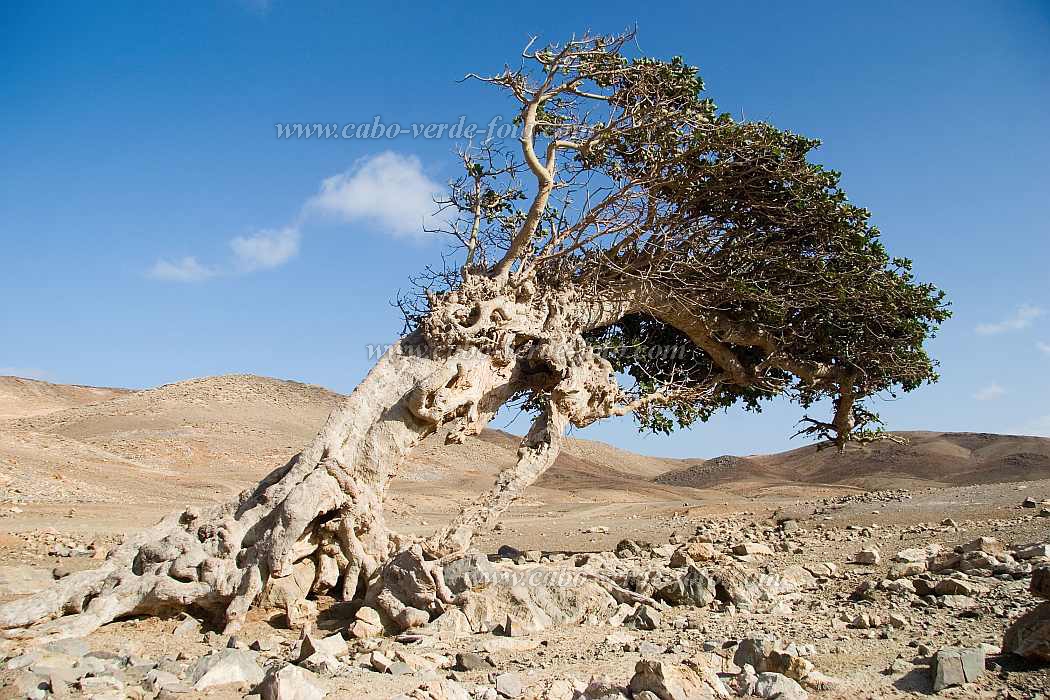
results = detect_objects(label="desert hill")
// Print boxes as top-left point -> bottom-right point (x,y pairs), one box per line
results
0,376 -> 128,420
656,430 -> 1050,493
0,375 -> 689,520
2,374 -> 1049,520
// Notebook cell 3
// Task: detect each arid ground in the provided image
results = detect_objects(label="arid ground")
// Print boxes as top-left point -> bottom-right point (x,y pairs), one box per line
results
1,375 -> 1048,699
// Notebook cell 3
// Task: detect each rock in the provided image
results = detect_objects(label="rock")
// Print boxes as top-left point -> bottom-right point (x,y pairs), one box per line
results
1032,567 -> 1050,599
889,562 -> 927,579
1014,544 -> 1050,561
260,664 -> 326,700
44,639 -> 89,658
893,545 -> 941,563
405,679 -> 473,700
670,542 -> 716,568
580,675 -> 629,700
297,632 -> 346,662
443,554 -> 496,593
935,578 -> 986,596
497,545 -> 522,560
1023,497 -> 1039,508
615,539 -> 653,558
779,565 -> 817,591
12,671 -> 48,700
732,542 -> 773,557
260,558 -> 317,609
368,651 -> 393,673
285,597 -> 318,632
805,562 -> 837,578
630,605 -> 663,631
1003,601 -> 1050,662
853,548 -> 880,565
420,608 -> 473,639
189,649 -> 265,690
348,620 -> 382,639
454,652 -> 493,671
939,594 -> 977,610
532,678 -> 576,700
628,659 -> 728,700
144,669 -> 186,694
656,566 -> 717,607
931,647 -> 985,692
0,565 -> 54,595
171,613 -> 202,638
456,563 -> 615,634
355,606 -> 382,627
753,672 -> 807,700
733,639 -> 814,683
495,672 -> 525,698
960,537 -> 1005,556
78,675 -> 124,694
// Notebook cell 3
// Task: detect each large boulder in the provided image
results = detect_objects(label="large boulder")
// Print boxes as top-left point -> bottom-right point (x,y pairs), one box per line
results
932,647 -> 985,692
1003,601 -> 1050,662
752,672 -> 807,700
443,554 -> 496,594
457,564 -> 616,634
188,649 -> 265,691
628,659 -> 728,700
655,566 -> 717,607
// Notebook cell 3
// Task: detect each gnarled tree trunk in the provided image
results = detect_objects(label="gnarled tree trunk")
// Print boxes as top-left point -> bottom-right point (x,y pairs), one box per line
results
0,280 -> 625,642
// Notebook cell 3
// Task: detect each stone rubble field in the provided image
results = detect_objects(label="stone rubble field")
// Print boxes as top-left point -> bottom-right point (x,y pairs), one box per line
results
2,489 -> 1049,700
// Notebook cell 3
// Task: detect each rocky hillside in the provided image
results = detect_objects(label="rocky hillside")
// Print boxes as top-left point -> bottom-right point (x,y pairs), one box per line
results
656,432 -> 1050,493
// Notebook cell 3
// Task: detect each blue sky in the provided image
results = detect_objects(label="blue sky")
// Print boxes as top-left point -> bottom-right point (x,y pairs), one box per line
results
2,1 -> 1048,457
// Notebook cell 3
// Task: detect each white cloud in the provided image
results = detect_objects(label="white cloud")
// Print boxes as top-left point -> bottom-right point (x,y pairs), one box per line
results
307,151 -> 445,236
147,256 -> 217,283
230,226 -> 300,272
972,383 -> 1007,401
1038,341 -> 1050,355
975,304 -> 1044,335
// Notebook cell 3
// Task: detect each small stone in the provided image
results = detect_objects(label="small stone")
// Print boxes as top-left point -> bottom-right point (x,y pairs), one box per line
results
285,598 -> 318,632
495,672 -> 525,698
454,652 -> 493,671
368,651 -> 393,673
355,606 -> 382,627
853,548 -> 880,565
630,605 -> 662,631
732,542 -> 773,557
173,613 -> 202,637
259,664 -> 326,700
297,632 -> 347,662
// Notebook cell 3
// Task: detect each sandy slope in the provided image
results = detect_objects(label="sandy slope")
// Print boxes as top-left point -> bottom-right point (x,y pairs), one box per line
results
1,374 -> 1048,533
0,376 -> 127,420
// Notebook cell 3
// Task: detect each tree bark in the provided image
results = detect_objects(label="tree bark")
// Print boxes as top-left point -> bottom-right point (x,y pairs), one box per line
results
0,330 -> 521,641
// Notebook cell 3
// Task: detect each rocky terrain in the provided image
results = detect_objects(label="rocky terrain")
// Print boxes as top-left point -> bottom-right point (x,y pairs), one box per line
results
0,375 -> 1048,699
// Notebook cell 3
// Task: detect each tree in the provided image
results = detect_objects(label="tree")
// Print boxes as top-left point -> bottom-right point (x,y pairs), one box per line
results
0,30 -> 948,642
